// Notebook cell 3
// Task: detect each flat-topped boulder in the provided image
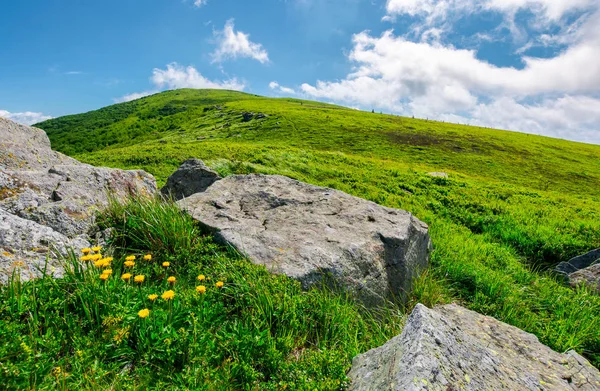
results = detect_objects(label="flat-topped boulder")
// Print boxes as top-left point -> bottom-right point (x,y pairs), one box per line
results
348,303 -> 600,391
178,174 -> 431,307
0,117 -> 156,282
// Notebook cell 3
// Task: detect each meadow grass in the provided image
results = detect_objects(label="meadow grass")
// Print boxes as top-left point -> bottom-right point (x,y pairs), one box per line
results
0,197 -> 405,390
16,89 -> 600,381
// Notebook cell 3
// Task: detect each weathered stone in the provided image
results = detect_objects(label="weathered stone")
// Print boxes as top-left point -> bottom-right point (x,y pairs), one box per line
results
179,174 -> 431,307
556,248 -> 600,292
161,158 -> 221,200
556,248 -> 600,274
348,303 -> 600,391
0,118 -> 157,282
242,112 -> 255,122
0,208 -> 89,284
569,264 -> 600,292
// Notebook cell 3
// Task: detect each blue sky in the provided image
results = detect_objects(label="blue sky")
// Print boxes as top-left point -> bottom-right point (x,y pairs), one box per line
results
1,0 -> 600,144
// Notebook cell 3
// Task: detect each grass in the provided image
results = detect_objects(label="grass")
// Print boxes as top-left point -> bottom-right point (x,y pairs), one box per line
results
0,196 -> 405,390
5,88 -> 598,385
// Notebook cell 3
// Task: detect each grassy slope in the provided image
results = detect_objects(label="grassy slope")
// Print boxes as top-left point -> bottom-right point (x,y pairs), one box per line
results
35,90 -> 600,365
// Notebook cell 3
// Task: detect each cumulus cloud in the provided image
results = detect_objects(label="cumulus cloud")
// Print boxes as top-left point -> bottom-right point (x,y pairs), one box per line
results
194,0 -> 208,7
385,0 -> 595,23
0,110 -> 53,125
113,90 -> 158,103
269,81 -> 296,95
114,63 -> 245,103
301,3 -> 600,144
211,19 -> 269,64
151,63 -> 245,90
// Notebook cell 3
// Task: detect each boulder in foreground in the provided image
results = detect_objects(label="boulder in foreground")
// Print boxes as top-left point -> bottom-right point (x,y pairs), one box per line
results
348,303 -> 600,391
0,117 -> 156,282
179,174 -> 431,307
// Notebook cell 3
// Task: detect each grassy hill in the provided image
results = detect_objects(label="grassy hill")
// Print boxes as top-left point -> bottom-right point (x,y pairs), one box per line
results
11,88 -> 599,387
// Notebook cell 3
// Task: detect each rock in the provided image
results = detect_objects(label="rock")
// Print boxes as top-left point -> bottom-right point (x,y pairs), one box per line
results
242,112 -> 255,122
0,118 -> 157,282
0,208 -> 89,284
161,159 -> 221,200
427,172 -> 448,178
569,264 -> 600,292
348,303 -> 600,391
556,248 -> 600,274
256,113 -> 267,119
178,174 -> 431,307
556,248 -> 600,292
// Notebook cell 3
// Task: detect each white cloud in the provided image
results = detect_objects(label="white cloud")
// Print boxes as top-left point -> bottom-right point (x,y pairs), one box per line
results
114,63 -> 245,103
211,19 -> 269,64
0,110 -> 53,125
269,81 -> 296,95
301,4 -> 600,144
194,0 -> 208,7
151,63 -> 245,90
113,90 -> 158,103
385,0 -> 595,23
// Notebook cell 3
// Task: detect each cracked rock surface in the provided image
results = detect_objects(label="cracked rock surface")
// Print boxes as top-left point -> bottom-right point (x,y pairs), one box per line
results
0,118 -> 156,283
348,303 -> 600,391
178,173 -> 431,307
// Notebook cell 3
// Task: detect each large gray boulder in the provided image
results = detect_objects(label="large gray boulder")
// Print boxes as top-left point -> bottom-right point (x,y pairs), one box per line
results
348,303 -> 600,391
179,174 -> 431,307
161,158 -> 221,200
0,209 -> 89,283
0,117 -> 157,282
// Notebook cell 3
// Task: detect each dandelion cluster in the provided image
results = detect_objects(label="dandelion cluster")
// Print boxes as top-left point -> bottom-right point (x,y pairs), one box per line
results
78,247 -> 226,324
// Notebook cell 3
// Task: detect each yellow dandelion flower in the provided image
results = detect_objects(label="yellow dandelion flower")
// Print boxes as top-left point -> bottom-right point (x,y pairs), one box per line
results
161,290 -> 175,300
148,294 -> 158,301
121,273 -> 132,281
100,273 -> 109,281
124,260 -> 135,268
94,259 -> 105,268
196,285 -> 207,294
103,269 -> 113,275
138,308 -> 150,318
92,246 -> 102,253
104,257 -> 114,263
90,254 -> 102,261
197,274 -> 206,281
125,255 -> 136,262
52,367 -> 62,376
80,255 -> 92,262
167,276 -> 176,284
162,261 -> 170,268
144,254 -> 152,261
216,281 -> 224,288
134,275 -> 145,283
81,248 -> 91,255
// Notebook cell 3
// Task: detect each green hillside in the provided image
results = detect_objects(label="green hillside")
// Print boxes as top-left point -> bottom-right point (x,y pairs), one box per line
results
33,89 -> 600,376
